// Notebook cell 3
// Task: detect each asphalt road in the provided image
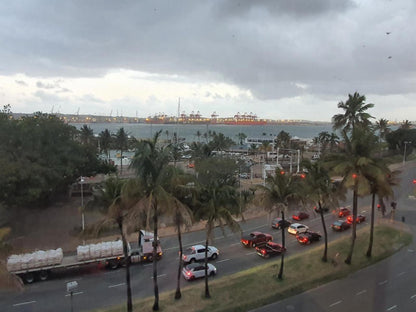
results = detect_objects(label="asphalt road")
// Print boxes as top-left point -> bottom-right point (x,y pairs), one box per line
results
252,161 -> 416,312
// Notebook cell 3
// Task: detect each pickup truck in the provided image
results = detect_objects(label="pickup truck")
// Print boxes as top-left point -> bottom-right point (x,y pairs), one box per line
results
241,231 -> 273,247
255,242 -> 286,258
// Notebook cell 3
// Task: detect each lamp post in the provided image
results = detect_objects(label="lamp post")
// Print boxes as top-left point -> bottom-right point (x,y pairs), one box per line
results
80,176 -> 85,232
403,141 -> 411,166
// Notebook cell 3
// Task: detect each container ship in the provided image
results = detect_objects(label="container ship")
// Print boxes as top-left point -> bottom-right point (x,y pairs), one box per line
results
145,111 -> 267,125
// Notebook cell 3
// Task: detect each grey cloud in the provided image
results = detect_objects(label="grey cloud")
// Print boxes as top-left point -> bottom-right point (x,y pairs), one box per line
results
36,81 -> 57,89
15,80 -> 27,86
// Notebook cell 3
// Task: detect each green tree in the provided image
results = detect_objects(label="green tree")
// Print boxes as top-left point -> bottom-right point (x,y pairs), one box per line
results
400,120 -> 412,130
275,130 -> 291,149
130,131 -> 171,311
79,124 -> 95,147
236,132 -> 247,145
99,129 -> 112,160
374,118 -> 390,142
113,127 -> 129,175
326,127 -> 380,264
332,92 -> 374,132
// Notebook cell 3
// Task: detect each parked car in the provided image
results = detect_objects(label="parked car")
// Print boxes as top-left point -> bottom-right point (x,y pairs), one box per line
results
182,245 -> 219,263
313,206 -> 329,213
241,231 -> 273,247
331,220 -> 351,231
256,242 -> 286,258
347,214 -> 366,224
292,211 -> 309,221
338,207 -> 351,217
288,223 -> 309,235
182,263 -> 217,281
271,218 -> 291,230
296,231 -> 321,245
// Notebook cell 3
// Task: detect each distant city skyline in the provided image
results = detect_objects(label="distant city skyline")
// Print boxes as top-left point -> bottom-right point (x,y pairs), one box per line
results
1,1 -> 415,122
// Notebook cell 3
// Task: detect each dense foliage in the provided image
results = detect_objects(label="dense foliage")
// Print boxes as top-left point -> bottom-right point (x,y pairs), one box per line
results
0,108 -> 115,208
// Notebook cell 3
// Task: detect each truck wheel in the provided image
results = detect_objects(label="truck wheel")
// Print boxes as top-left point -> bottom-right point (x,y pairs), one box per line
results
147,255 -> 154,262
24,273 -> 35,284
108,260 -> 119,270
39,270 -> 49,281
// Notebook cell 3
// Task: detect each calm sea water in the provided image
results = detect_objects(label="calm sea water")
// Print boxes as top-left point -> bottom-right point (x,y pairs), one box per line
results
71,122 -> 333,143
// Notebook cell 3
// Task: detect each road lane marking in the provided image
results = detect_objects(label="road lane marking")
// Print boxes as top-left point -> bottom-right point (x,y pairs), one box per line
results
408,249 -> 414,252
65,291 -> 84,297
230,242 -> 241,246
356,290 -> 367,296
216,259 -> 230,263
410,294 -> 416,299
151,274 -> 167,279
13,301 -> 36,307
245,251 -> 256,255
396,271 -> 405,277
108,283 -> 125,288
378,280 -> 388,286
386,305 -> 397,311
329,300 -> 342,307
143,263 -> 153,267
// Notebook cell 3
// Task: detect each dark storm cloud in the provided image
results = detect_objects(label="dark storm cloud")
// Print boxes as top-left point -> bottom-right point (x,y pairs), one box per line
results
0,0 -> 415,105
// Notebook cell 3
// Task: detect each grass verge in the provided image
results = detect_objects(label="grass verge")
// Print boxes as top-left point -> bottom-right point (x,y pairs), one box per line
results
96,223 -> 412,312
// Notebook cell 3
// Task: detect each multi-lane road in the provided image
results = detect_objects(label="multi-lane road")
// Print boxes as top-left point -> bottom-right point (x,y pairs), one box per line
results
1,161 -> 414,312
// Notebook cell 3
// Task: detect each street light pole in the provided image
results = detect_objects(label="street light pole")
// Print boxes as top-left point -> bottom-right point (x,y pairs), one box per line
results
80,176 -> 85,232
403,141 -> 411,166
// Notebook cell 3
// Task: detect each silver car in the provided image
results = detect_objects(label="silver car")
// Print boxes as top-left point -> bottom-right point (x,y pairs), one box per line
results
182,263 -> 217,281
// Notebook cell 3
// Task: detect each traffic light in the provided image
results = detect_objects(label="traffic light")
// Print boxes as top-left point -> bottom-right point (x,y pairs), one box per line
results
352,173 -> 358,179
280,170 -> 285,175
413,179 -> 416,185
300,173 -> 306,179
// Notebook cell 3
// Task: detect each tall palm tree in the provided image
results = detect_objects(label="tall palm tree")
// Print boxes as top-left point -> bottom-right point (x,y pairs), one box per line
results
113,127 -> 129,175
326,127 -> 380,264
99,129 -> 112,161
374,118 -> 390,142
195,181 -> 241,298
130,131 -> 171,311
332,92 -> 374,133
400,120 -> 412,129
79,124 -> 95,147
257,170 -> 301,277
301,160 -> 342,262
89,177 -> 139,312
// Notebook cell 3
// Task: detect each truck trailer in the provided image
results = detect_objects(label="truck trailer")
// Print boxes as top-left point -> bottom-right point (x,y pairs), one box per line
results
6,230 -> 162,284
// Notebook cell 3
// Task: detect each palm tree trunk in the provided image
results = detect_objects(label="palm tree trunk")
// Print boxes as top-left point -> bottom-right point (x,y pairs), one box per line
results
118,221 -> 132,312
319,202 -> 328,262
175,212 -> 183,300
345,188 -> 358,264
278,210 -> 285,279
204,235 -> 211,298
152,200 -> 160,311
366,192 -> 376,257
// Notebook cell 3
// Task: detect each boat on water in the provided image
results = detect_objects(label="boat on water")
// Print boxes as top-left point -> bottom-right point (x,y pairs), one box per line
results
145,111 -> 266,125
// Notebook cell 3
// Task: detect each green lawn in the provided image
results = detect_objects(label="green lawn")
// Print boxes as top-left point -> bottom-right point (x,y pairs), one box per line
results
97,223 -> 412,312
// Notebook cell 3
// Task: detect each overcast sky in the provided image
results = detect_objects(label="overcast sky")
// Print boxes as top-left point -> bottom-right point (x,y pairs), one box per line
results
0,0 -> 415,122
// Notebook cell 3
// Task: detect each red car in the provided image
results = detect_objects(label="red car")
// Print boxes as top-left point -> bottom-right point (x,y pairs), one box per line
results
347,214 -> 366,224
241,231 -> 273,247
292,211 -> 309,221
338,207 -> 351,217
256,242 -> 286,258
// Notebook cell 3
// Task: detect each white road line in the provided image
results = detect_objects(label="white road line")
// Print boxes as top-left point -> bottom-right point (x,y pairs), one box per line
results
245,252 -> 256,256
410,294 -> 416,299
378,280 -> 388,286
386,305 -> 397,311
407,249 -> 414,252
356,290 -> 367,296
216,258 -> 231,263
13,301 -> 36,307
65,291 -> 84,297
396,271 -> 405,277
152,274 -> 167,279
143,263 -> 153,267
245,224 -> 269,232
108,283 -> 125,288
329,300 -> 342,307
230,242 -> 241,246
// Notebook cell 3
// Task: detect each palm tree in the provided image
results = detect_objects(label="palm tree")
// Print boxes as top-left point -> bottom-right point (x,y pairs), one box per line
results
195,181 -> 241,298
99,129 -> 112,161
325,127 -> 380,264
130,131 -> 171,311
328,133 -> 340,153
88,177 -> 138,312
236,132 -> 247,145
257,170 -> 301,277
79,124 -> 95,147
196,130 -> 202,142
113,127 -> 129,175
276,130 -> 291,149
400,120 -> 412,129
301,160 -> 342,262
332,92 -> 374,133
161,166 -> 194,300
374,118 -> 390,142
365,167 -> 398,257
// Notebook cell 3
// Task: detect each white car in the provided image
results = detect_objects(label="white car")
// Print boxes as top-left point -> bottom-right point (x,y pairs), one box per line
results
182,245 -> 219,263
182,263 -> 217,281
288,223 -> 309,235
